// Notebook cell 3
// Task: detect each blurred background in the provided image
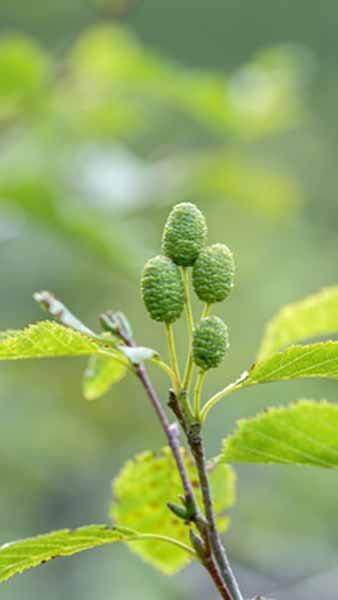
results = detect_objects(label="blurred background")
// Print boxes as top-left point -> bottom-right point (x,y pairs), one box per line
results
1,1 -> 338,598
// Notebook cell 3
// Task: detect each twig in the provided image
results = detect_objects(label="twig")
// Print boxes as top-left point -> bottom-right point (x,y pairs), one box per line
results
115,320 -> 236,599
188,422 -> 244,600
137,368 -> 234,599
166,266 -> 243,599
136,364 -> 196,509
117,324 -> 231,599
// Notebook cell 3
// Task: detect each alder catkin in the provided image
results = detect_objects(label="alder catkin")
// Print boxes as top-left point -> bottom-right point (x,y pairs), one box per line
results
161,202 -> 208,267
192,243 -> 235,304
192,316 -> 229,370
141,255 -> 184,323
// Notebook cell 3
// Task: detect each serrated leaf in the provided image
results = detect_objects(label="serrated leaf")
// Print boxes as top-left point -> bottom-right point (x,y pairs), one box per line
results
119,345 -> 158,365
0,525 -> 133,583
111,447 -> 235,574
0,321 -> 109,360
0,330 -> 18,341
222,400 -> 338,468
245,342 -> 338,385
258,286 -> 338,360
83,354 -> 127,400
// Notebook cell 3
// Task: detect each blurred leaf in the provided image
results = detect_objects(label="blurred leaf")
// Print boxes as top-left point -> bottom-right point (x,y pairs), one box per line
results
222,400 -> 338,468
0,36 -> 49,122
245,342 -> 338,385
69,26 -> 233,135
0,26 -> 309,140
0,169 -> 141,276
0,28 -> 307,284
227,45 -> 312,138
111,447 -> 235,574
258,286 -> 338,360
191,153 -> 301,220
69,26 -> 302,138
0,525 -> 138,583
83,354 -> 127,400
0,321 -> 114,360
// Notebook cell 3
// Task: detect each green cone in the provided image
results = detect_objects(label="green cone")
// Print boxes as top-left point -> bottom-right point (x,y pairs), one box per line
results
141,256 -> 184,323
193,316 -> 229,370
193,243 -> 235,304
161,203 -> 208,267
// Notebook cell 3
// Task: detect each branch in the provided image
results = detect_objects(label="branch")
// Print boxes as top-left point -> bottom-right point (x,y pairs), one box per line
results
111,312 -> 236,599
188,423 -> 244,600
136,366 -> 232,600
136,364 -> 196,509
115,324 -> 231,599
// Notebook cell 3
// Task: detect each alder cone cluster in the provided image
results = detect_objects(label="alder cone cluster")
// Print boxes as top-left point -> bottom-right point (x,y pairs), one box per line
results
141,203 -> 234,375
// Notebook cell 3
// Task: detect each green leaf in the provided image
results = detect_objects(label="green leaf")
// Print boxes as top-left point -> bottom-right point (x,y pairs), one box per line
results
222,400 -> 338,468
0,525 -> 133,583
0,330 -> 18,341
0,321 -> 109,360
258,286 -> 338,360
0,36 -> 49,121
111,447 -> 235,574
0,524 -> 195,583
83,354 -> 127,400
245,342 -> 338,385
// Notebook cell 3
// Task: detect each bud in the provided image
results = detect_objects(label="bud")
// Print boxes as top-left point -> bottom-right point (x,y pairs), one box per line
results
161,202 -> 208,266
189,530 -> 207,560
141,255 -> 184,323
192,243 -> 235,304
166,502 -> 189,521
192,316 -> 229,370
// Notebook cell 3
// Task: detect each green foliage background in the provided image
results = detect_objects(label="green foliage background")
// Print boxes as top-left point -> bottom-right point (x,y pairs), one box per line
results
1,1 -> 338,599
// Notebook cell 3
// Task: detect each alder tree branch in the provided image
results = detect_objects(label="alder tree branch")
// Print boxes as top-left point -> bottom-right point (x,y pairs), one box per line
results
187,422 -> 244,600
115,324 -> 232,600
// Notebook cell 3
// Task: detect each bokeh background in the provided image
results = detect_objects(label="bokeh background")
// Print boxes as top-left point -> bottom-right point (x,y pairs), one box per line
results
1,1 -> 338,598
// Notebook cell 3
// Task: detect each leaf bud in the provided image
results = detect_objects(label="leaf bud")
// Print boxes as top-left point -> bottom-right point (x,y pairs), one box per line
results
166,502 -> 190,521
189,530 -> 207,560
161,202 -> 208,266
192,316 -> 229,370
141,255 -> 184,323
192,243 -> 235,304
